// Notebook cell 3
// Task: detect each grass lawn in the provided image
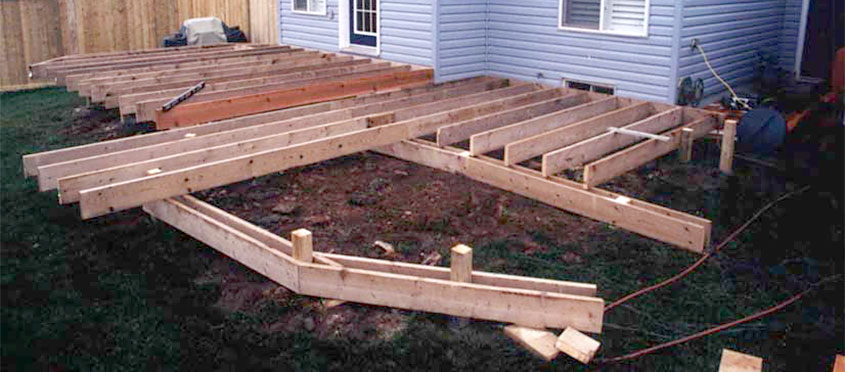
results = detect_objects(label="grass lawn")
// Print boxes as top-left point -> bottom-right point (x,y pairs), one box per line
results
1,87 -> 842,371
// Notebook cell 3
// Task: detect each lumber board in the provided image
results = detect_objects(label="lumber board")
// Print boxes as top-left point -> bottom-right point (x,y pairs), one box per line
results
48,45 -> 287,78
152,68 -> 435,128
86,51 -> 334,99
504,102 -> 654,165
55,119 -> 368,200
101,60 -> 388,109
718,349 -> 763,372
582,116 -> 718,187
834,355 -> 845,372
436,92 -> 590,146
65,49 -> 307,91
504,326 -> 560,361
76,83 -> 545,218
53,46 -> 295,84
555,327 -> 601,364
541,107 -> 683,177
177,194 -> 595,296
143,197 -> 605,332
22,78 -> 499,177
468,96 -> 621,156
375,140 -> 710,252
130,64 -> 410,118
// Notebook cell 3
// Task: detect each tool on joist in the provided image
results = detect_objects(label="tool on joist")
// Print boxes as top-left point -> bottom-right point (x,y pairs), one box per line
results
161,81 -> 206,112
607,127 -> 671,142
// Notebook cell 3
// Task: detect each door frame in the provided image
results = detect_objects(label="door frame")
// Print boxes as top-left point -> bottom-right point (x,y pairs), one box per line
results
338,0 -> 381,55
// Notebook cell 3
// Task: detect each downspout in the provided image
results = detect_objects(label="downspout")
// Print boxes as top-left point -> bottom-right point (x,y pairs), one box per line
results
667,0 -> 684,104
484,0 -> 490,75
432,0 -> 440,82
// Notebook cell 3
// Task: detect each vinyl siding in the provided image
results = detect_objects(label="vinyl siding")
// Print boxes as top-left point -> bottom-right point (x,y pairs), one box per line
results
778,0 -> 802,74
436,0 -> 487,81
481,0 -> 676,102
278,0 -> 434,66
678,0 -> 786,100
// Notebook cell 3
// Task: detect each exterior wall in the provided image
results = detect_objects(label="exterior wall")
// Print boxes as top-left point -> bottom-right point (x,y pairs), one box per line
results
435,0 -> 487,81
278,0 -> 434,66
778,0 -> 803,74
678,0 -> 786,100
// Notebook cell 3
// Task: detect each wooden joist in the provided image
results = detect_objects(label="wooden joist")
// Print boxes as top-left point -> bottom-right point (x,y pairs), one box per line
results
375,140 -> 711,252
142,195 -> 605,332
541,107 -> 684,177
582,116 -> 718,187
152,68 -> 435,128
21,78 -> 499,177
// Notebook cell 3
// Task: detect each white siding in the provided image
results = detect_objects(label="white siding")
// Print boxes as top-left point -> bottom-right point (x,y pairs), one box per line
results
437,0 -> 487,81
779,0 -> 803,74
280,0 -> 340,52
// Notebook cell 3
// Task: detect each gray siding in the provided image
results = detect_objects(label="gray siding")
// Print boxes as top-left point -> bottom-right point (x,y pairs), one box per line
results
278,0 -> 434,66
279,0 -> 341,52
779,0 -> 802,73
436,0 -> 487,81
485,0 -> 676,102
678,0 -> 785,100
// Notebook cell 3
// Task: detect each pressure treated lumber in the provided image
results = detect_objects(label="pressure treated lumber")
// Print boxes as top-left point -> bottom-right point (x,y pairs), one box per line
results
450,245 -> 473,283
22,78 -> 500,177
582,116 -> 718,187
504,326 -> 560,361
469,96 -> 620,155
718,349 -> 763,372
679,127 -> 695,163
504,102 -> 653,165
541,107 -> 684,177
142,196 -> 605,332
291,229 -> 313,263
77,82 -> 547,218
152,68 -> 434,128
375,140 -> 711,252
45,83 -> 526,193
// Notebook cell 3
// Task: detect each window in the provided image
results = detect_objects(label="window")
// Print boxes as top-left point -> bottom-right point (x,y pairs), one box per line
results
559,0 -> 648,36
292,0 -> 326,15
354,0 -> 378,36
565,79 -> 615,95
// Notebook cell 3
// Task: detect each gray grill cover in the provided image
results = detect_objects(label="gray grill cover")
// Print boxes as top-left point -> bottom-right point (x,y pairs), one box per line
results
183,17 -> 227,46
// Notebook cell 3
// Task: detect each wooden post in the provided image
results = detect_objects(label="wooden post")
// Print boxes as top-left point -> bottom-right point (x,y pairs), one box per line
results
555,327 -> 601,364
719,349 -> 762,372
679,127 -> 695,163
291,229 -> 313,263
450,244 -> 473,283
720,119 -> 737,175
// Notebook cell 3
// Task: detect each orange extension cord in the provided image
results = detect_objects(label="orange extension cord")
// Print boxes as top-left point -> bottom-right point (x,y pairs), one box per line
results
593,185 -> 836,363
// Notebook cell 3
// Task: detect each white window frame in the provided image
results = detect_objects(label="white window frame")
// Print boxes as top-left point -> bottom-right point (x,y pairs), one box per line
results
557,0 -> 650,38
291,0 -> 327,16
353,0 -> 379,37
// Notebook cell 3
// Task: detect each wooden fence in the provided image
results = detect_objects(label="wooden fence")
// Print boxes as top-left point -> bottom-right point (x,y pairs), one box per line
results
0,0 -> 279,89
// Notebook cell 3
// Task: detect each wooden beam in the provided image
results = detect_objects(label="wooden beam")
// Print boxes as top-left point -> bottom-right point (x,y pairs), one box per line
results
22,78 -> 499,177
436,92 -> 589,146
176,194 -> 597,297
582,116 -> 718,188
504,326 -> 560,361
469,97 -> 620,156
720,119 -> 737,175
152,68 -> 434,128
541,107 -> 683,177
450,244 -> 473,283
375,140 -> 710,252
679,127 -> 695,163
77,83 -> 548,218
718,349 -> 763,372
143,197 -> 605,332
504,102 -> 653,166
834,355 -> 845,372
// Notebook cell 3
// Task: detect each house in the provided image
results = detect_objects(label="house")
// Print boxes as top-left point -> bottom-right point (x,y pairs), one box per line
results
277,0 -> 837,104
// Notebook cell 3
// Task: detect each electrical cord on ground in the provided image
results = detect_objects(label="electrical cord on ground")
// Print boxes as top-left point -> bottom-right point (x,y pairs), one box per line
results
603,185 -> 812,313
695,43 -> 753,111
593,274 -> 842,364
